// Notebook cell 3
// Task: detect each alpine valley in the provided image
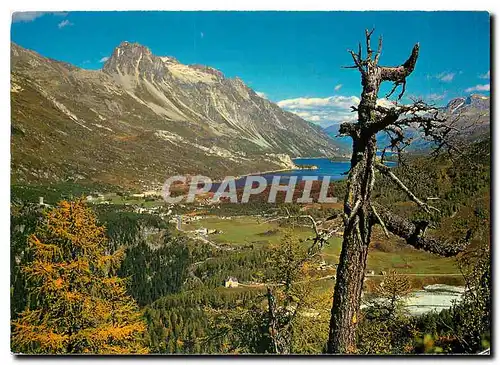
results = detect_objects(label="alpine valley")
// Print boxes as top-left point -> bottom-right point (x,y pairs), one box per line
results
10,13 -> 491,356
11,41 -> 340,190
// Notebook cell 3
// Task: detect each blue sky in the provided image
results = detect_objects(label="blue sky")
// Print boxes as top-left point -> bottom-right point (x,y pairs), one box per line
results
11,11 -> 490,128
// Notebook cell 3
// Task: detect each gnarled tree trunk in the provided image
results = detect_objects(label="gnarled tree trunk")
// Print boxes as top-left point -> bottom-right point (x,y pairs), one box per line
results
327,30 -> 422,353
294,30 -> 469,354
327,54 -> 381,354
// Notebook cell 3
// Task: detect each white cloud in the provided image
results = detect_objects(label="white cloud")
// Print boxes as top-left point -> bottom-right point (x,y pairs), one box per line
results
277,95 -> 404,128
479,71 -> 490,79
277,95 -> 360,110
426,92 -> 447,102
277,95 -> 360,128
334,84 -> 343,91
376,98 -> 396,108
57,19 -> 73,29
292,111 -> 321,122
428,72 -> 456,83
99,56 -> 110,63
255,91 -> 267,99
12,11 -> 68,23
437,72 -> 456,82
12,12 -> 46,23
465,84 -> 490,93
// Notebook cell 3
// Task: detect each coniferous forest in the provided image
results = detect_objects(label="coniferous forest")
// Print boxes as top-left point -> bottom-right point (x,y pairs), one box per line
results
10,139 -> 491,354
10,11 -> 491,356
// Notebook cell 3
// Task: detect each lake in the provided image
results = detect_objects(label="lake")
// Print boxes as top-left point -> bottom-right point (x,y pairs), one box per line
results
361,284 -> 465,316
242,157 -> 397,186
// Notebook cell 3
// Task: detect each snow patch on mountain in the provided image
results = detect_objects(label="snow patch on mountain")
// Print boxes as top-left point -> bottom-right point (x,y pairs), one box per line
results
166,63 -> 218,84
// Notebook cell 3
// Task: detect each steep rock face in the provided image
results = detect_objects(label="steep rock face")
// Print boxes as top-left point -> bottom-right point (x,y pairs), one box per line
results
443,94 -> 490,140
445,97 -> 467,114
102,41 -> 335,155
11,42 -> 340,190
446,94 -> 490,114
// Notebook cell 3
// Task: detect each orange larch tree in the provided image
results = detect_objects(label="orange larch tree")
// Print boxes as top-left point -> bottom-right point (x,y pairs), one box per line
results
11,199 -> 149,354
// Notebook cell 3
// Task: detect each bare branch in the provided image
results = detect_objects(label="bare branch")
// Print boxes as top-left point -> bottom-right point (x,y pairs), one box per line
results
348,50 -> 364,74
396,110 -> 461,157
385,79 -> 407,100
371,204 -> 390,238
346,199 -> 362,226
380,147 -> 388,164
386,82 -> 400,99
338,121 -> 360,138
368,100 -> 454,147
365,28 -> 375,59
374,35 -> 383,64
375,206 -> 470,257
386,125 -> 405,143
379,43 -> 420,82
263,212 -> 343,254
398,80 -> 407,100
374,162 -> 440,214
263,214 -> 320,236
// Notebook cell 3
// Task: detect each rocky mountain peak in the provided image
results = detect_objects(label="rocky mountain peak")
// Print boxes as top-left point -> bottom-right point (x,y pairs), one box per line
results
446,94 -> 490,114
102,41 -> 166,82
10,42 -> 340,187
465,94 -> 490,110
105,41 -> 153,66
445,97 -> 466,113
118,41 -> 152,53
102,41 -> 226,85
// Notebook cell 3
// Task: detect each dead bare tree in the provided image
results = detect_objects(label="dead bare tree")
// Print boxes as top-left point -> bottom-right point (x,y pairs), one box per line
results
325,30 -> 470,353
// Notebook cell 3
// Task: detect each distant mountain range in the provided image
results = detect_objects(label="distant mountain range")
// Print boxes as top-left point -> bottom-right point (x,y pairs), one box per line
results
11,42 -> 340,190
445,94 -> 490,114
442,94 -> 490,138
324,94 -> 490,152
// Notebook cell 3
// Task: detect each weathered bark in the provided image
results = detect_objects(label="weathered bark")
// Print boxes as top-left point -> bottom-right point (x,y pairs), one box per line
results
326,30 -> 470,354
327,216 -> 371,353
328,65 -> 380,355
327,30 -> 420,354
375,206 -> 469,256
328,116 -> 379,353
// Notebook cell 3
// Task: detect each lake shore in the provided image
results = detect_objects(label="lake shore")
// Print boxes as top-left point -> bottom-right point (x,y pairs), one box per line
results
232,158 -> 332,180
231,167 -> 296,181
211,156 -> 352,184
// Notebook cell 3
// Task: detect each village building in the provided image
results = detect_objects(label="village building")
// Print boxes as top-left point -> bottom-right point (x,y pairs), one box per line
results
38,197 -> 50,207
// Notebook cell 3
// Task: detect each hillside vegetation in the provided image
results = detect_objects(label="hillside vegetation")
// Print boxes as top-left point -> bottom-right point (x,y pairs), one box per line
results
11,137 -> 490,354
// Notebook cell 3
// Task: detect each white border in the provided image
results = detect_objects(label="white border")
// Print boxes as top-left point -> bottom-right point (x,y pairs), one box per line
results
2,1 -> 496,364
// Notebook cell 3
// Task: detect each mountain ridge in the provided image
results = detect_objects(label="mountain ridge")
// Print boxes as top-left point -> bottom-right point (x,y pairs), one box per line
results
11,42 -> 340,190
323,93 -> 490,152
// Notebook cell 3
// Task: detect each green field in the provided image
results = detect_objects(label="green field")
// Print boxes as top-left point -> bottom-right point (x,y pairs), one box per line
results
104,195 -> 164,207
183,216 -> 461,278
183,216 -> 314,246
